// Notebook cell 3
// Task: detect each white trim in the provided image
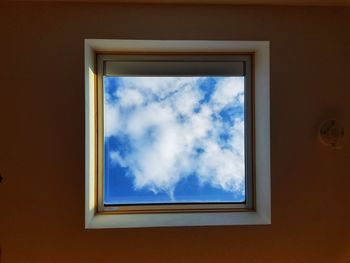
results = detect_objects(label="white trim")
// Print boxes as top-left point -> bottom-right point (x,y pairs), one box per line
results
85,41 -> 96,227
85,39 -> 270,228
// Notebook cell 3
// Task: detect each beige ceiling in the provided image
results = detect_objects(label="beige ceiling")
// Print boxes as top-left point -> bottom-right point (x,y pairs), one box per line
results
8,0 -> 350,6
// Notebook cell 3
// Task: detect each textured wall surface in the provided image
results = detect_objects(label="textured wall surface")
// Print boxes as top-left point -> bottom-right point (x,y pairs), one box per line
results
0,3 -> 349,263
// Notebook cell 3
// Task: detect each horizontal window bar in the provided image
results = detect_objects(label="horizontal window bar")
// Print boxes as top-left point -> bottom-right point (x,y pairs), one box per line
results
102,203 -> 248,214
104,60 -> 245,76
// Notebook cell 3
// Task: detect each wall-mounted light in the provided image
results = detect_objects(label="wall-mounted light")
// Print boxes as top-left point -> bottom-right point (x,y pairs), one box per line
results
319,120 -> 344,149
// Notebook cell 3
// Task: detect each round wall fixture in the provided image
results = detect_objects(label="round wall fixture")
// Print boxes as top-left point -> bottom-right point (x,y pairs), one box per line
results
319,120 -> 344,149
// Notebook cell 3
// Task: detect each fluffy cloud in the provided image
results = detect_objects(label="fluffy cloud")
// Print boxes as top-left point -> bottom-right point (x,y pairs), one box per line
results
105,76 -> 245,199
211,77 -> 244,111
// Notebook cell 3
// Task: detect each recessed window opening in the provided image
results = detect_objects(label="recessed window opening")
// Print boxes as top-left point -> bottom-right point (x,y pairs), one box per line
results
85,39 -> 270,228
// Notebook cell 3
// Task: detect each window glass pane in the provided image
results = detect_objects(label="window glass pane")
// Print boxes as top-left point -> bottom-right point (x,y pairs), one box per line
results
103,76 -> 245,205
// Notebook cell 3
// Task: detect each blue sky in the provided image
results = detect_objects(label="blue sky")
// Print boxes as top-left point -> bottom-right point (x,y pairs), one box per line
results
103,76 -> 245,204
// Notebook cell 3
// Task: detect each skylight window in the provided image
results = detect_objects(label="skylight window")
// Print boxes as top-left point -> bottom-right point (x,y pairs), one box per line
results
85,39 -> 270,228
96,54 -> 254,213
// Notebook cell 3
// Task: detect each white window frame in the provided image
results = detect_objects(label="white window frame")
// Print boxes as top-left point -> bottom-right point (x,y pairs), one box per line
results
98,53 -> 253,213
85,39 -> 270,228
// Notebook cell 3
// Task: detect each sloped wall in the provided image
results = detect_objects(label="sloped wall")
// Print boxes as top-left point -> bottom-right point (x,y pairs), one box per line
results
0,3 -> 349,263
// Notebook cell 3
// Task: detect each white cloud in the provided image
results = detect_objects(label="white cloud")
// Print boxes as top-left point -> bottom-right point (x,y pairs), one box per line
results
116,88 -> 144,107
211,77 -> 244,111
196,140 -> 244,192
106,76 -> 245,199
110,151 -> 128,168
104,101 -> 120,137
117,77 -> 200,100
170,84 -> 203,116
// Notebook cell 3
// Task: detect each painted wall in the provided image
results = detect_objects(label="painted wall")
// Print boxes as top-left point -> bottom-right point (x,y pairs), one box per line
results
0,3 -> 349,263
6,0 -> 350,6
